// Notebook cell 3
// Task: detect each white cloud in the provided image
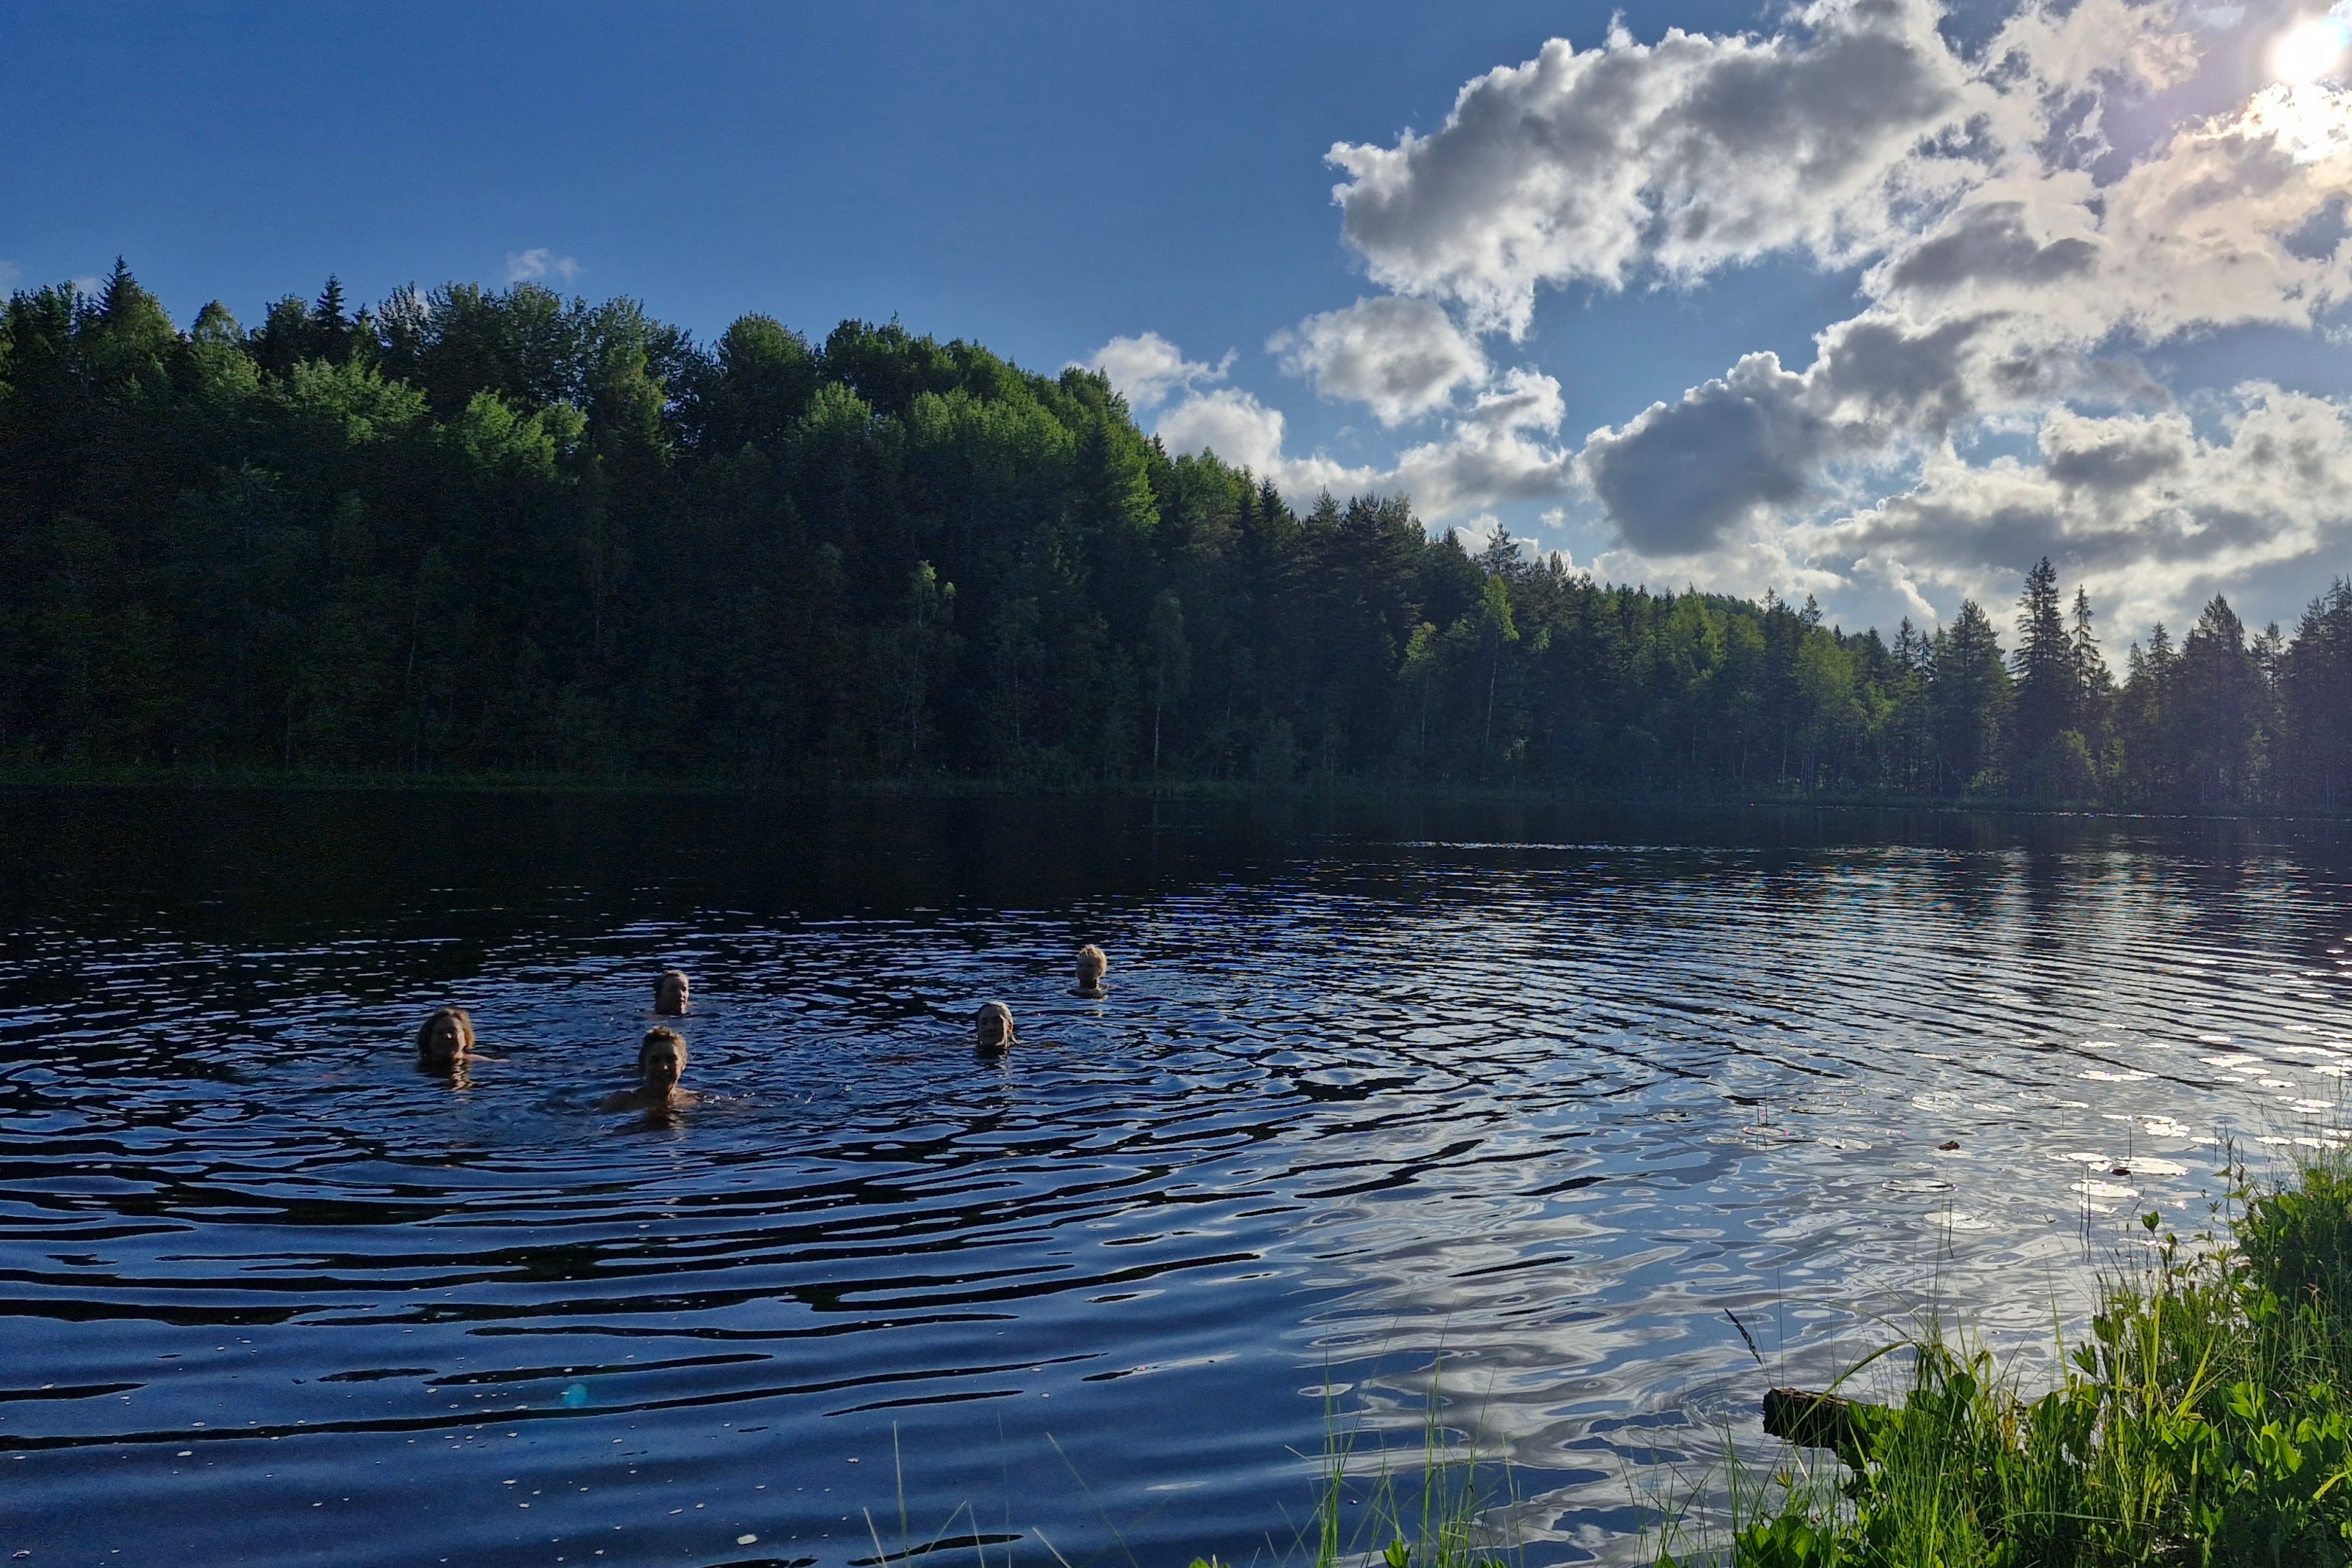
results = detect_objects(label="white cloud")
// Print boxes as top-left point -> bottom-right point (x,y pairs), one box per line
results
1080,331 -> 1229,410
1116,0 -> 2352,632
1862,84 -> 2352,353
1809,386 -> 2352,630
1154,386 -> 1287,473
1325,0 -> 2204,337
1394,368 -> 1576,517
1328,0 -> 1990,336
1579,382 -> 2352,633
506,248 -> 583,285
1270,296 -> 1487,424
1560,10 -> 2352,627
1140,339 -> 1570,520
1153,383 -> 1378,498
0,260 -> 19,292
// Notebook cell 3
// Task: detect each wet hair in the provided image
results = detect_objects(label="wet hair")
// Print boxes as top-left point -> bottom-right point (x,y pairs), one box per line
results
1076,944 -> 1108,984
414,1006 -> 474,1061
653,968 -> 691,1015
974,1001 -> 1015,1053
640,1026 -> 687,1067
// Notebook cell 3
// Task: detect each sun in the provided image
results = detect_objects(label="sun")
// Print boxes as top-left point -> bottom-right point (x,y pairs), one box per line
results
2274,15 -> 2349,84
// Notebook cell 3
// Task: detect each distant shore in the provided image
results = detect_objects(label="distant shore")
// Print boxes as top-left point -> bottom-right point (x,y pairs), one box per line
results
0,764 -> 2348,823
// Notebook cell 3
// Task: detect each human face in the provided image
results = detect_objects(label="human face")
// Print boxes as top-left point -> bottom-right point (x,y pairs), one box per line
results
422,1014 -> 466,1068
642,1042 -> 684,1094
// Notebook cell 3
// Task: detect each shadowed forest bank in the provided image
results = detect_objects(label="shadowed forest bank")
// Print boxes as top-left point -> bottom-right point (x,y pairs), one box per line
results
6,265 -> 2352,806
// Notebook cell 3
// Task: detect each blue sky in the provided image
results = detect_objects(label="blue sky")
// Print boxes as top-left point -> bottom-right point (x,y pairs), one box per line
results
1,1 -> 1670,379
7,0 -> 2352,639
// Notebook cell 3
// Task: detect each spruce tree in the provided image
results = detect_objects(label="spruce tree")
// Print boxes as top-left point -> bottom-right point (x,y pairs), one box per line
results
2179,596 -> 2261,806
2282,581 -> 2352,807
313,276 -> 350,361
2010,557 -> 2072,796
1930,600 -> 2010,793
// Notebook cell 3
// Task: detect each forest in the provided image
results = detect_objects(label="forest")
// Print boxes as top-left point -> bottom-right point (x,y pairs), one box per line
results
2,262 -> 2349,808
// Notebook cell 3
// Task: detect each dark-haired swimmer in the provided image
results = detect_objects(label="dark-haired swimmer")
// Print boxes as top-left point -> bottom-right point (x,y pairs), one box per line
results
653,968 -> 691,1016
416,1006 -> 475,1075
974,1001 -> 1015,1056
602,1027 -> 697,1113
1074,944 -> 1108,998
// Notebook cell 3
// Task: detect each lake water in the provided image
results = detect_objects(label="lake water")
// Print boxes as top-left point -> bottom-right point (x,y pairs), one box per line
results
3,791 -> 2351,1568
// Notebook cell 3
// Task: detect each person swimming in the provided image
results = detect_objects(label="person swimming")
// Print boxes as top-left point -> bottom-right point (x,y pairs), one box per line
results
653,968 -> 691,1016
974,1001 -> 1015,1056
1075,943 -> 1109,998
602,1026 -> 697,1112
415,1006 -> 474,1075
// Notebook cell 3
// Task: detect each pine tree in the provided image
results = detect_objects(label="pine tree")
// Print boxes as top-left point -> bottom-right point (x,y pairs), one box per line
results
1929,600 -> 2010,793
2070,589 -> 2110,710
81,258 -> 176,387
2009,557 -> 2072,796
2282,581 -> 2352,807
2178,596 -> 2262,806
2068,586 -> 2113,792
313,276 -> 350,362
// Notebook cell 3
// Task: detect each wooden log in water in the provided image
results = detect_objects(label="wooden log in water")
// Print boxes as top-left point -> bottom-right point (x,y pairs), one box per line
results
1762,1386 -> 1876,1467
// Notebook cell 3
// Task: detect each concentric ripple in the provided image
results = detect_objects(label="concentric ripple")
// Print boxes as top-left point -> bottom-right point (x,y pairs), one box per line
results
0,794 -> 2348,1567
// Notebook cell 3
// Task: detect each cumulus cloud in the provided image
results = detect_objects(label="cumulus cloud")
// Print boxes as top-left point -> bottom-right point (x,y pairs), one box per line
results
506,248 -> 583,284
1576,309 -> 2013,556
1394,368 -> 1576,518
1114,0 -> 2352,632
1271,297 -> 1486,424
1809,386 -> 2352,630
0,260 -> 19,292
1325,0 -> 2202,336
1328,0 -> 1989,335
1133,334 -> 1565,519
1551,2 -> 2352,628
1152,383 -> 1378,498
1153,386 -> 1287,474
1082,332 -> 1230,411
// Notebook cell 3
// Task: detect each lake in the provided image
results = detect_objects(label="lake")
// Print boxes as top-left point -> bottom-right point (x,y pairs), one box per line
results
1,791 -> 2348,1567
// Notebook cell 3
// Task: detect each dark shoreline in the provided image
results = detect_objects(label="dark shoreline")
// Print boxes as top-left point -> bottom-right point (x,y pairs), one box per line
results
0,765 -> 2348,824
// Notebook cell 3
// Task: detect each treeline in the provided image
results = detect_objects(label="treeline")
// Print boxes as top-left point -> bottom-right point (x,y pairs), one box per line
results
3,262 -> 2350,807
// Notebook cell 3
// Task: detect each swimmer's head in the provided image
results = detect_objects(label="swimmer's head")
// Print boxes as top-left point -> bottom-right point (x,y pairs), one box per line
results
1076,944 -> 1108,989
653,968 -> 691,1016
639,1027 -> 687,1095
415,1007 -> 474,1072
974,1001 -> 1015,1054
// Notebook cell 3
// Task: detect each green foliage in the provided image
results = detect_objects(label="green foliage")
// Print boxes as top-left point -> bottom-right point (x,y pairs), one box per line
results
1287,1390 -> 1515,1568
1726,1162 -> 2352,1567
1,261 -> 2348,800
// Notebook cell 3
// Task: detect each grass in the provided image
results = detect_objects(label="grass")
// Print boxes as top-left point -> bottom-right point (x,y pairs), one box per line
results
1191,1388 -> 1518,1568
842,1377 -> 1517,1568
1688,1155 -> 2352,1567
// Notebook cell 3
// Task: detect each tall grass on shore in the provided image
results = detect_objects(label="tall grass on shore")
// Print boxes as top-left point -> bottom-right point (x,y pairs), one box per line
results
1702,1157 -> 2352,1567
1193,1388 -> 1518,1568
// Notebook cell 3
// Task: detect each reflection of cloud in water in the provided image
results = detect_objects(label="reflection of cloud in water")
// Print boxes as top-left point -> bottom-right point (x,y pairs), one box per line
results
8,822 -> 2352,1568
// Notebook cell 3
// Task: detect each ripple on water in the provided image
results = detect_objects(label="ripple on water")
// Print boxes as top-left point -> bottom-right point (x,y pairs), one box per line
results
0,797 -> 2345,1567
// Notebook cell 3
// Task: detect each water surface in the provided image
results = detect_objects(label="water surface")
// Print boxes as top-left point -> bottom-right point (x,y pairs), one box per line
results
3,792 -> 2350,1567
